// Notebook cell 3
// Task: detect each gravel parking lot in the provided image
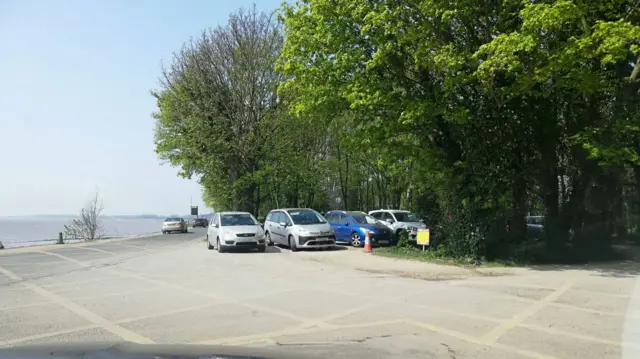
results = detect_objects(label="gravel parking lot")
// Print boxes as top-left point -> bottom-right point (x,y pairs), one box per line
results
1,228 -> 639,359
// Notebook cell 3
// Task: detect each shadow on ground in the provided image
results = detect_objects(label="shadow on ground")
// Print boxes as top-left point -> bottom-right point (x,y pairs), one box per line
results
521,244 -> 640,278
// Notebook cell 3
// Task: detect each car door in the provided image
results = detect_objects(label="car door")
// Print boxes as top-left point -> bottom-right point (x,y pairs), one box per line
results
264,211 -> 274,237
380,212 -> 395,230
334,213 -> 352,241
270,212 -> 285,244
209,214 -> 220,243
325,213 -> 342,241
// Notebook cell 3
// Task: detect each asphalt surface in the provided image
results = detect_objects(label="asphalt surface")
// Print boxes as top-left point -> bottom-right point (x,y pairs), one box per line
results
1,228 -> 640,359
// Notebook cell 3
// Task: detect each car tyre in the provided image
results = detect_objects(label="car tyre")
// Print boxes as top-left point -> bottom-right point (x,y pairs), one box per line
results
266,232 -> 273,246
289,235 -> 298,252
217,238 -> 226,253
207,235 -> 213,250
257,245 -> 266,253
350,232 -> 362,247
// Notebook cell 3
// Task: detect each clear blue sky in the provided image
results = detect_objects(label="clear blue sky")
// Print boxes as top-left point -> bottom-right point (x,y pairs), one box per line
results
0,0 -> 281,216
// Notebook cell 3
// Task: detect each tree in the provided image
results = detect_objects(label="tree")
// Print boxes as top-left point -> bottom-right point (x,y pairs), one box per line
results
152,6 -> 284,213
64,191 -> 104,241
278,0 -> 640,260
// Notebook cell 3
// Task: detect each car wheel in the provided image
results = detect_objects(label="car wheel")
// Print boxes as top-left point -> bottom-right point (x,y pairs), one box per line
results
207,235 -> 213,250
217,238 -> 226,253
289,235 -> 298,252
266,232 -> 273,246
257,245 -> 266,253
350,232 -> 362,247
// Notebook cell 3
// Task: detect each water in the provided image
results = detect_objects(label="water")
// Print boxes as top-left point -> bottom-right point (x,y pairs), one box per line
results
0,217 -> 165,248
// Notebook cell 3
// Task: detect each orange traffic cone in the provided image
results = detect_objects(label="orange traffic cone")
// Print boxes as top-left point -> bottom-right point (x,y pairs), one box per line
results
364,231 -> 373,253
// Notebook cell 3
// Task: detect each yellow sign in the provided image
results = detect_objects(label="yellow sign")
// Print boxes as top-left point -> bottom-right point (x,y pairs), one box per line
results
417,228 -> 430,246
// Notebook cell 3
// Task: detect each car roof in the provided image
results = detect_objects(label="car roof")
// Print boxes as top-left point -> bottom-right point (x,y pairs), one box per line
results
325,210 -> 346,214
271,208 -> 313,212
369,209 -> 409,213
219,211 -> 253,215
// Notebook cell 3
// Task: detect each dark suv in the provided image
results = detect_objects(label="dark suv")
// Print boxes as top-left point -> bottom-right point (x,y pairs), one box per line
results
192,218 -> 208,228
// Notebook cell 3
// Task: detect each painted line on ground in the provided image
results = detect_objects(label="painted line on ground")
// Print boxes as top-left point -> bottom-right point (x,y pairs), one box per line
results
109,269 -> 312,324
35,251 -> 89,267
404,319 -> 559,359
0,264 -> 153,344
75,246 -> 117,255
0,324 -> 99,347
0,301 -> 55,313
479,278 -> 577,344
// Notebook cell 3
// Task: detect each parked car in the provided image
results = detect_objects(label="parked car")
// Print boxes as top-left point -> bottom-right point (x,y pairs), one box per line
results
162,217 -> 187,234
325,210 -> 394,247
192,218 -> 208,228
526,215 -> 545,239
368,209 -> 426,242
263,208 -> 335,251
207,212 -> 266,253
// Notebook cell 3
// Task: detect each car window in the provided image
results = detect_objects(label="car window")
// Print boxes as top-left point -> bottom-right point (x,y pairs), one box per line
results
393,212 -> 419,222
220,213 -> 258,226
287,209 -> 325,225
381,212 -> 394,221
325,213 -> 335,223
266,212 -> 273,222
370,212 -> 382,219
337,213 -> 346,224
165,218 -> 181,222
271,211 -> 281,223
350,212 -> 378,224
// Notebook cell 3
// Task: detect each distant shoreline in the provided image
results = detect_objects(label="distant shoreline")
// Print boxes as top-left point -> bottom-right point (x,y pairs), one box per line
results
0,214 -> 213,220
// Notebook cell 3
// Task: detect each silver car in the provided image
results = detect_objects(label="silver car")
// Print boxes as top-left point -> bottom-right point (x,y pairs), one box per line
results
207,212 -> 266,253
264,208 -> 335,251
162,217 -> 187,234
368,209 -> 426,242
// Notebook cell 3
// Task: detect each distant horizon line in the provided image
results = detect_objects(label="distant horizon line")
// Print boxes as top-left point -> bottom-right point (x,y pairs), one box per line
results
0,213 -> 214,219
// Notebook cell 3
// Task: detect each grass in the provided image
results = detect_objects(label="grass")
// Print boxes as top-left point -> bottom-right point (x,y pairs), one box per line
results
373,246 -> 503,267
374,240 -> 635,268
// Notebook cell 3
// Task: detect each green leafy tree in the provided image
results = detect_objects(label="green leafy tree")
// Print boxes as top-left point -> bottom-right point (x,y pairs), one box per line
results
152,6 -> 284,213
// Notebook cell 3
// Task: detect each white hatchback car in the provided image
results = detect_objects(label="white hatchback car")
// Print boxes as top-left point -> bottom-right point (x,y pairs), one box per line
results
207,212 -> 266,253
263,208 -> 335,251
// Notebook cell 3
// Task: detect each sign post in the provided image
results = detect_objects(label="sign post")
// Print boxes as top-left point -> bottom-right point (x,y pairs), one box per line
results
416,228 -> 430,251
190,206 -> 198,217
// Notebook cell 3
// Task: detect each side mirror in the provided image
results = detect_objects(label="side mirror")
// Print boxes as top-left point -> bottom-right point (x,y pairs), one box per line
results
279,221 -> 287,227
385,218 -> 394,224
344,222 -> 350,226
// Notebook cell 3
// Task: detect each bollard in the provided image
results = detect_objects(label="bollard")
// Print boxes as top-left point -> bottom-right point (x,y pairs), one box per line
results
0,241 -> 4,250
57,232 -> 64,245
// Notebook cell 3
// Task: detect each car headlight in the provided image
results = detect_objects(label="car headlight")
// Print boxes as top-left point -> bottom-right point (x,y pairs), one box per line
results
255,231 -> 264,238
298,230 -> 310,236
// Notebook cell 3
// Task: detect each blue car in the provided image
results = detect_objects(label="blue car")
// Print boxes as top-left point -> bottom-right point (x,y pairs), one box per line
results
324,211 -> 394,247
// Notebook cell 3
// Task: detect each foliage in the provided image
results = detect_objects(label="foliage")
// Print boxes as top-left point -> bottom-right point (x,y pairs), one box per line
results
64,191 -> 104,241
153,1 -> 640,263
152,6 -> 284,213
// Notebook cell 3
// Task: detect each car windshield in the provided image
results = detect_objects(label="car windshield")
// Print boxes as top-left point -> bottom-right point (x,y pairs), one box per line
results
220,214 -> 258,226
287,209 -> 326,225
393,212 -> 419,222
164,218 -> 181,222
350,212 -> 378,225
527,216 -> 545,225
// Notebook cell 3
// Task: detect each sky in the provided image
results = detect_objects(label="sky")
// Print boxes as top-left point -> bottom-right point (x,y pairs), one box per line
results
0,0 -> 281,216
